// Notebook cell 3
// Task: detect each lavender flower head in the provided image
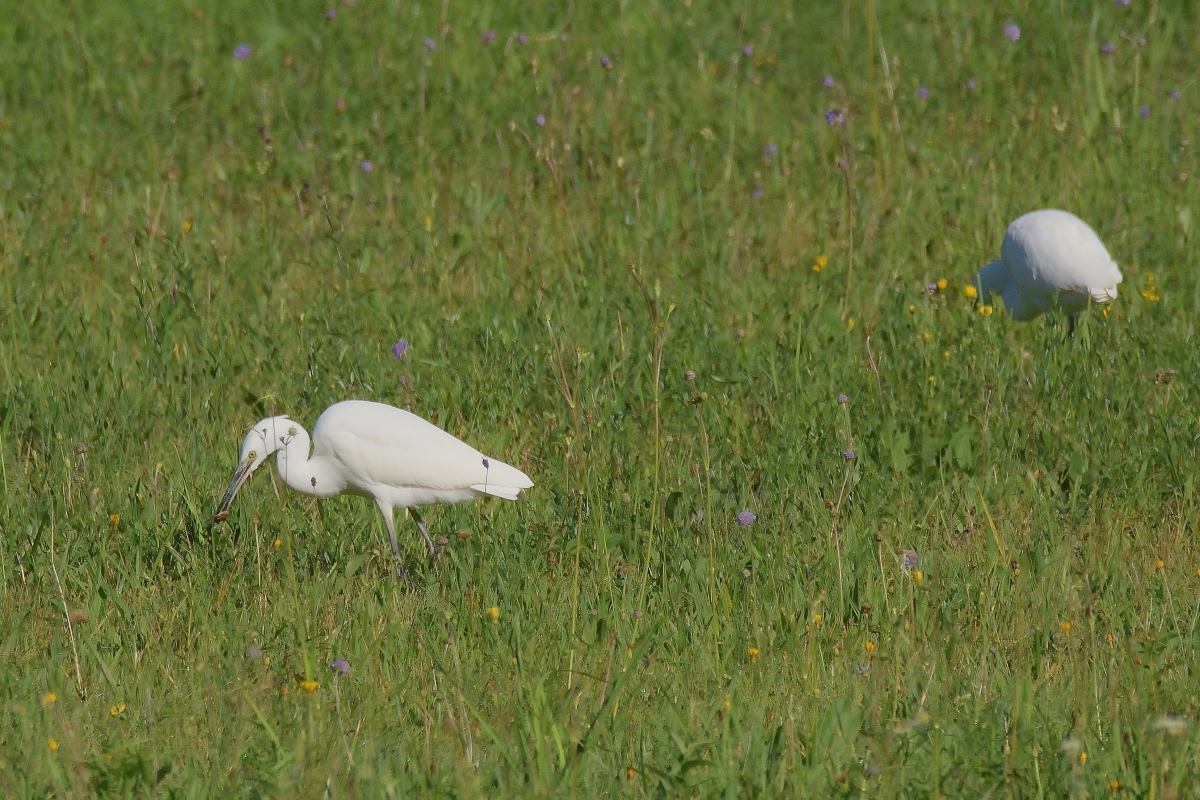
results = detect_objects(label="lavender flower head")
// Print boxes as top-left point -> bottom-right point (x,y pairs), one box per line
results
535,114 -> 546,127
330,658 -> 350,677
1003,23 -> 1021,42
517,32 -> 529,45
750,187 -> 765,201
836,393 -> 849,405
599,54 -> 612,69
966,78 -> 978,91
1139,104 -> 1150,119
823,74 -> 835,88
1100,41 -> 1116,54
482,30 -> 497,44
233,44 -> 252,61
762,142 -> 778,159
324,8 -> 336,20
902,550 -> 919,571
423,36 -> 437,51
245,643 -> 262,660
736,509 -> 756,526
391,339 -> 409,359
825,108 -> 845,126
741,43 -> 753,57
360,160 -> 374,174
1169,87 -> 1181,101
916,85 -> 929,100
841,449 -> 856,460
1114,0 -> 1130,6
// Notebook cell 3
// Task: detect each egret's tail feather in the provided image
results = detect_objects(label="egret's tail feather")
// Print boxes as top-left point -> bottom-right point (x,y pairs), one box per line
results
472,456 -> 533,500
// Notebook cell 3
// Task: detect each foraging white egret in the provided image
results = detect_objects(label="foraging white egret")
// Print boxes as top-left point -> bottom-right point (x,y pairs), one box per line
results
213,400 -> 533,566
975,209 -> 1122,332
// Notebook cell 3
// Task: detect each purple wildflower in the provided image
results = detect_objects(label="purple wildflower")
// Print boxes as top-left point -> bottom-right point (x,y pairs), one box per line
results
1169,87 -> 1181,101
736,509 -> 756,526
966,78 -> 978,91
233,44 -> 252,61
856,664 -> 870,676
1139,104 -> 1151,119
1100,41 -> 1116,54
391,339 -> 409,359
1003,23 -> 1021,42
324,8 -> 336,20
360,160 -> 373,174
925,282 -> 939,296
841,449 -> 856,460
823,74 -> 835,88
836,393 -> 849,404
825,108 -> 845,126
741,43 -> 753,57
917,85 -> 929,100
482,30 -> 497,44
902,550 -> 919,570
599,54 -> 612,69
245,643 -> 262,660
750,187 -> 765,201
535,114 -> 546,127
762,142 -> 778,159
1114,0 -> 1130,6
423,36 -> 437,51
517,32 -> 528,45
330,658 -> 350,677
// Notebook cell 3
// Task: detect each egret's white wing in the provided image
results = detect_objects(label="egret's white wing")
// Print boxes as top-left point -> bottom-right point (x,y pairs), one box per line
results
312,400 -> 531,494
1003,209 -> 1122,297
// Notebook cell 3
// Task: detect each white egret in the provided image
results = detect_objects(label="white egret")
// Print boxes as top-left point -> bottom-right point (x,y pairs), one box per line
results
975,209 -> 1122,333
213,400 -> 533,568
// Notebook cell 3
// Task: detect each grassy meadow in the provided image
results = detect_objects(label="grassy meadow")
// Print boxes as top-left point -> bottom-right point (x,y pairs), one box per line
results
2,0 -> 1199,795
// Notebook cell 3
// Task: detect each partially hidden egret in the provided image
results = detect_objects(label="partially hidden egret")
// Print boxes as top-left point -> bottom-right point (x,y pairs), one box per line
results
975,209 -> 1123,332
213,400 -> 533,568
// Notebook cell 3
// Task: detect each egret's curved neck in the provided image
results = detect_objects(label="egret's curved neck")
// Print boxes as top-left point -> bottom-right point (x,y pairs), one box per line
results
274,427 -> 346,498
976,259 -> 1009,301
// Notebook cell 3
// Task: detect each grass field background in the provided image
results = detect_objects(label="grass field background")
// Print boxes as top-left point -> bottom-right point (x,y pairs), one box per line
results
2,1 -> 1198,796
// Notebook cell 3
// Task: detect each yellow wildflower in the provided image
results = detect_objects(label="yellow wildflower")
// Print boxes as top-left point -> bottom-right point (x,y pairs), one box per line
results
48,738 -> 60,752
722,695 -> 732,713
108,514 -> 120,530
1109,778 -> 1120,792
921,331 -> 932,342
913,569 -> 924,584
41,692 -> 57,707
1140,288 -> 1161,302
864,641 -> 877,654
1060,621 -> 1072,635
424,214 -> 433,233
812,254 -> 828,273
1155,559 -> 1165,571
1105,632 -> 1116,647
1102,305 -> 1110,318
272,537 -> 282,550
746,647 -> 760,661
907,304 -> 917,313
963,284 -> 978,300
626,768 -> 638,780
299,680 -> 319,693
1079,751 -> 1088,766
109,702 -> 126,717
486,606 -> 501,623
977,304 -> 994,317
811,612 -> 823,627
181,219 -> 193,234
846,318 -> 856,330
936,278 -> 948,290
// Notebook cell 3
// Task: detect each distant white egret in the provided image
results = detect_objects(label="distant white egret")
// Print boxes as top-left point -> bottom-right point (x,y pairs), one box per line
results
975,209 -> 1122,333
213,400 -> 533,568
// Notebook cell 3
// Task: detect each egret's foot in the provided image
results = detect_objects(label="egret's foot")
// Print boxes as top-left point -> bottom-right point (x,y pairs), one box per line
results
392,561 -> 409,580
425,535 -> 450,564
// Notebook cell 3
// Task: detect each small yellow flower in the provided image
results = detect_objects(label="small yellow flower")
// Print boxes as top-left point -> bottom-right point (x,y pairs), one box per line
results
926,375 -> 936,384
41,692 -> 57,707
846,318 -> 856,330
746,647 -> 760,661
1155,559 -> 1165,571
48,738 -> 60,752
913,570 -> 924,584
812,254 -> 829,273
907,303 -> 917,314
936,278 -> 948,291
963,285 -> 978,300
1102,305 -> 1110,318
299,679 -> 319,693
109,702 -> 126,717
1140,288 -> 1161,302
977,304 -> 994,317
181,219 -> 193,234
423,214 -> 433,233
272,537 -> 282,550
108,513 -> 120,530
921,331 -> 932,342
811,612 -> 823,627
486,606 -> 501,623
1079,751 -> 1088,766
1060,621 -> 1072,635
942,349 -> 952,360
626,768 -> 638,780
864,641 -> 877,654
1109,778 -> 1120,792
1105,632 -> 1116,647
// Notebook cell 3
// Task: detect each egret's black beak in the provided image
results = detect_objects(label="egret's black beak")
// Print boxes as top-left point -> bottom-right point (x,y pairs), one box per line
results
214,456 -> 255,523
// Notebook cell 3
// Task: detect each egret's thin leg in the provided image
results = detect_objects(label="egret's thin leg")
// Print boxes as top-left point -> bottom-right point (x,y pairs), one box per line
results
409,507 -> 437,559
375,499 -> 407,578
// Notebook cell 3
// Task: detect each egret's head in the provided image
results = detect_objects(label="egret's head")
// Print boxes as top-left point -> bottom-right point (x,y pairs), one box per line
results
213,415 -> 294,522
974,260 -> 1009,304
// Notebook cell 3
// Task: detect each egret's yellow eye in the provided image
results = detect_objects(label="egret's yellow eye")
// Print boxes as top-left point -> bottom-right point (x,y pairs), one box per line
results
248,450 -> 257,460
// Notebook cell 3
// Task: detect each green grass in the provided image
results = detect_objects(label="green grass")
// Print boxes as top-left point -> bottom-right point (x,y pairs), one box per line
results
2,0 -> 1198,796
